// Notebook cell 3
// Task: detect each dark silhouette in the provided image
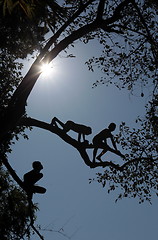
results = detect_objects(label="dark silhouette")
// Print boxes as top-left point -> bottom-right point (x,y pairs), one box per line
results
23,161 -> 46,199
93,123 -> 124,162
51,117 -> 92,142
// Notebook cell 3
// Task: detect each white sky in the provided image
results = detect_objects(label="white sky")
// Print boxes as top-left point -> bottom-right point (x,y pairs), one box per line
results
9,41 -> 158,240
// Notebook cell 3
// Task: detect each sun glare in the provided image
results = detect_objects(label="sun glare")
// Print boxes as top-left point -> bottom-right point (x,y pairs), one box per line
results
40,62 -> 54,77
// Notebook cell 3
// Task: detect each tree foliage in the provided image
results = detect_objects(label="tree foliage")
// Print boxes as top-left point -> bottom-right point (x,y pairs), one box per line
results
0,165 -> 37,239
0,0 -> 66,58
92,100 -> 158,203
0,0 -> 158,238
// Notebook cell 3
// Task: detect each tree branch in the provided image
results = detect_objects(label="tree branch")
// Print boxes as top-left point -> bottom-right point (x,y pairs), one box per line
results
19,117 -> 87,150
8,0 -> 96,106
19,117 -> 156,171
113,24 -> 151,39
44,21 -> 99,63
130,0 -> 158,64
96,0 -> 131,33
130,0 -> 153,40
28,199 -> 44,240
0,154 -> 25,189
38,0 -> 96,61
103,0 -> 131,25
96,0 -> 106,21
44,0 -> 133,64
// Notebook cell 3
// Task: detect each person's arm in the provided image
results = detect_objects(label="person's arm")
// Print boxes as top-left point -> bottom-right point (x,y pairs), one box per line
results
111,135 -> 117,150
51,117 -> 66,129
24,171 -> 43,185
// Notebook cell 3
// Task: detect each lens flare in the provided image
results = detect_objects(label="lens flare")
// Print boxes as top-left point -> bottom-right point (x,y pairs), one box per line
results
40,63 -> 53,76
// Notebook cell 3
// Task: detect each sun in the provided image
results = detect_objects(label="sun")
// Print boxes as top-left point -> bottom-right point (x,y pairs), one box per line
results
40,62 -> 54,77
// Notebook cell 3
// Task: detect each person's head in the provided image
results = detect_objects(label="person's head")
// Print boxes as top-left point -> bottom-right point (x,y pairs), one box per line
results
32,161 -> 43,171
85,126 -> 92,135
108,123 -> 116,132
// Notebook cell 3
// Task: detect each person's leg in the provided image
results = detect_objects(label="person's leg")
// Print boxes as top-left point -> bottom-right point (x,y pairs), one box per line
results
96,147 -> 108,161
78,133 -> 81,142
55,117 -> 66,128
31,172 -> 43,185
51,117 -> 66,129
95,142 -> 109,161
93,147 -> 98,163
33,186 -> 46,194
51,117 -> 57,126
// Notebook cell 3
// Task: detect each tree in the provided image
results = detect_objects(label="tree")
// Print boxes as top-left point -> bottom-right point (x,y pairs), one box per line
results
0,1 -> 66,239
0,0 -> 158,238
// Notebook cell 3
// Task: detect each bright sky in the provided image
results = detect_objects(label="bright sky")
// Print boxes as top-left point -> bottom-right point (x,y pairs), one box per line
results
9,41 -> 158,240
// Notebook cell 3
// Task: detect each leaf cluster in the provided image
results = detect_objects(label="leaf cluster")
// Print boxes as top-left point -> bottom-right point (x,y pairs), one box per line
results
92,97 -> 158,203
0,0 -> 66,58
0,165 -> 37,240
84,1 -> 157,95
0,50 -> 32,156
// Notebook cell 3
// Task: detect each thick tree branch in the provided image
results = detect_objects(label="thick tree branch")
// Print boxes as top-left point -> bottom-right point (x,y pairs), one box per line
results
38,0 -> 96,60
97,0 -> 131,33
9,22 -> 98,113
44,0 -> 133,64
19,117 -> 156,171
96,0 -> 106,21
9,0 -> 96,106
44,21 -> 99,63
0,154 -> 25,189
45,0 -> 132,64
19,117 -> 86,149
